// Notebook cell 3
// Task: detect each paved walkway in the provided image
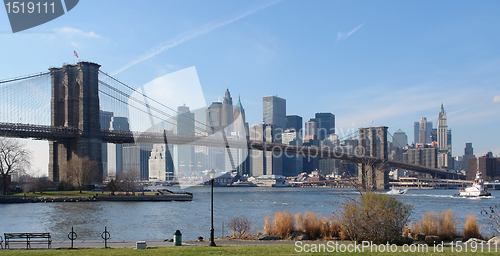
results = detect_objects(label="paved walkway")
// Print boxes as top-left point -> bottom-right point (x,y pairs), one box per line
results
3,239 -> 301,249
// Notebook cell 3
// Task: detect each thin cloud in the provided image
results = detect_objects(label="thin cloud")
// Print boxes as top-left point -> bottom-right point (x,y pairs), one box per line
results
337,23 -> 363,41
54,27 -> 100,38
111,0 -> 282,76
494,95 -> 500,103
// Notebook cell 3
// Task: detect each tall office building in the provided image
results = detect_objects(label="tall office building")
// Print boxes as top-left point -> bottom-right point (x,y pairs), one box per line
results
174,105 -> 195,179
107,116 -> 130,179
315,113 -> 335,140
282,128 -> 303,176
462,143 -> 474,174
250,124 -> 282,176
123,143 -> 153,181
206,102 -> 223,134
414,119 -> 433,144
392,129 -> 408,149
99,111 -> 113,178
404,147 -> 438,168
233,95 -> 249,138
419,117 -> 427,144
304,119 -> 318,142
437,104 -> 452,168
286,115 -> 303,136
148,144 -> 175,181
206,88 -> 240,135
437,104 -> 448,151
233,95 -> 250,175
263,96 -> 286,129
221,88 -> 234,133
468,153 -> 500,181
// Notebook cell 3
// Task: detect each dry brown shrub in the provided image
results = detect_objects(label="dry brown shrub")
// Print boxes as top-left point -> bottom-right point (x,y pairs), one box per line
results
296,211 -> 343,240
264,216 -> 272,235
463,214 -> 482,239
302,211 -> 322,239
437,209 -> 458,240
295,213 -> 304,232
263,210 -> 294,238
339,230 -> 348,240
414,211 -> 437,235
329,213 -> 343,238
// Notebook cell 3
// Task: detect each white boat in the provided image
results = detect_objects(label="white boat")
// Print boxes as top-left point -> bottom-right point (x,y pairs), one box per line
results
455,171 -> 491,197
231,181 -> 256,187
387,188 -> 408,195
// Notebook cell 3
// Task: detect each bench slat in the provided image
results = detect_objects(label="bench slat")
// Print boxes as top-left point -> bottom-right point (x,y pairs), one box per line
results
4,232 -> 51,249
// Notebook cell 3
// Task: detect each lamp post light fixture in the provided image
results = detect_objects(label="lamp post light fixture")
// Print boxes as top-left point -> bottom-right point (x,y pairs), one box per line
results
209,169 -> 216,246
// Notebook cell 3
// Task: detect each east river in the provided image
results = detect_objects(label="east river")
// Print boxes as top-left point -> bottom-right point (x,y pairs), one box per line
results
0,187 -> 499,241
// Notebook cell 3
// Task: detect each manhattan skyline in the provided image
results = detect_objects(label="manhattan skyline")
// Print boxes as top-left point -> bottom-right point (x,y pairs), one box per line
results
1,1 -> 499,176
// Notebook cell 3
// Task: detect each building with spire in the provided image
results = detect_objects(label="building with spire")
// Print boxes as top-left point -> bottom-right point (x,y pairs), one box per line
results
232,94 -> 250,175
233,95 -> 249,137
222,88 -> 234,133
437,104 -> 452,169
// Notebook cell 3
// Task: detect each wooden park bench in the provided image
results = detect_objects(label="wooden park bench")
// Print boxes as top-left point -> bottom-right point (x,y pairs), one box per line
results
4,233 -> 51,249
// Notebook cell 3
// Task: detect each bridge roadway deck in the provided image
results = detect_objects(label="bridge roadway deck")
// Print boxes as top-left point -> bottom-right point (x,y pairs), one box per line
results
0,123 -> 464,179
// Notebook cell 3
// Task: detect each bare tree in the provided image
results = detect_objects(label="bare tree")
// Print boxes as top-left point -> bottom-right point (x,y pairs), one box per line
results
62,156 -> 99,193
24,177 -> 55,194
0,137 -> 31,195
229,216 -> 252,238
117,168 -> 138,195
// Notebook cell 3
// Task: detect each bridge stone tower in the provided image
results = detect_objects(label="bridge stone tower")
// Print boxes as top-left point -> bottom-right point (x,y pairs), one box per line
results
48,62 -> 102,182
358,126 -> 389,190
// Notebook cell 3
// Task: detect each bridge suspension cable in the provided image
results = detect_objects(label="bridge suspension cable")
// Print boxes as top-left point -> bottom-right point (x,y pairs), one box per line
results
98,70 -> 212,134
0,72 -> 50,84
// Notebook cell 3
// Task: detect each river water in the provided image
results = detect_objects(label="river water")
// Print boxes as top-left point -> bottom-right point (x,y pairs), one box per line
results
0,187 -> 498,241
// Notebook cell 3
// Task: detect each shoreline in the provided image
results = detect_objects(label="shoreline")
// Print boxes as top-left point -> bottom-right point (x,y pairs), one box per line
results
0,193 -> 193,204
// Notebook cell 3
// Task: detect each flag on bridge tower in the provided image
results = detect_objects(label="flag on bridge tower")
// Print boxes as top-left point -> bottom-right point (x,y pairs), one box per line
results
74,51 -> 79,58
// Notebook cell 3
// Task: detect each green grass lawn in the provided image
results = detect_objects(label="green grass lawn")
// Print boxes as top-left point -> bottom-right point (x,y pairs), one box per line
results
0,244 -> 499,255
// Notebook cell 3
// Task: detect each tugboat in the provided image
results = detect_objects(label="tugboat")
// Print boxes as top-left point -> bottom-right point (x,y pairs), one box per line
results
454,171 -> 491,197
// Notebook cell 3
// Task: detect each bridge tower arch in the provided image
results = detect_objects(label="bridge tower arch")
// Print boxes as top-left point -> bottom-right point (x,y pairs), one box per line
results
48,62 -> 102,182
358,126 -> 389,190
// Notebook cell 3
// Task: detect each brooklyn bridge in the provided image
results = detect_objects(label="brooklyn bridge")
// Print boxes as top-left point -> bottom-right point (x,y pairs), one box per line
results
0,62 -> 464,190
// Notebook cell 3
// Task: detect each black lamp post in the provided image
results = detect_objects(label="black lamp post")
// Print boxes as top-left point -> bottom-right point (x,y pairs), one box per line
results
209,169 -> 216,246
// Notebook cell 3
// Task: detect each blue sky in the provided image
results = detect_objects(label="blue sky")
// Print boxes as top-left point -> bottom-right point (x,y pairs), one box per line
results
1,0 -> 500,175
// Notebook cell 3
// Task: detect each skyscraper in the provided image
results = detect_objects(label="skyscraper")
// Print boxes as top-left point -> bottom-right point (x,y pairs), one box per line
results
174,105 -> 195,179
414,119 -> 433,144
392,129 -> 408,149
107,116 -> 130,179
315,112 -> 335,140
419,117 -> 427,144
233,95 -> 249,138
263,95 -> 286,129
462,143 -> 474,174
437,104 -> 452,168
304,119 -> 318,142
148,144 -> 174,181
99,111 -> 113,178
286,115 -> 303,133
221,88 -> 234,133
438,104 -> 448,151
206,102 -> 223,134
233,95 -> 250,175
250,124 -> 282,176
